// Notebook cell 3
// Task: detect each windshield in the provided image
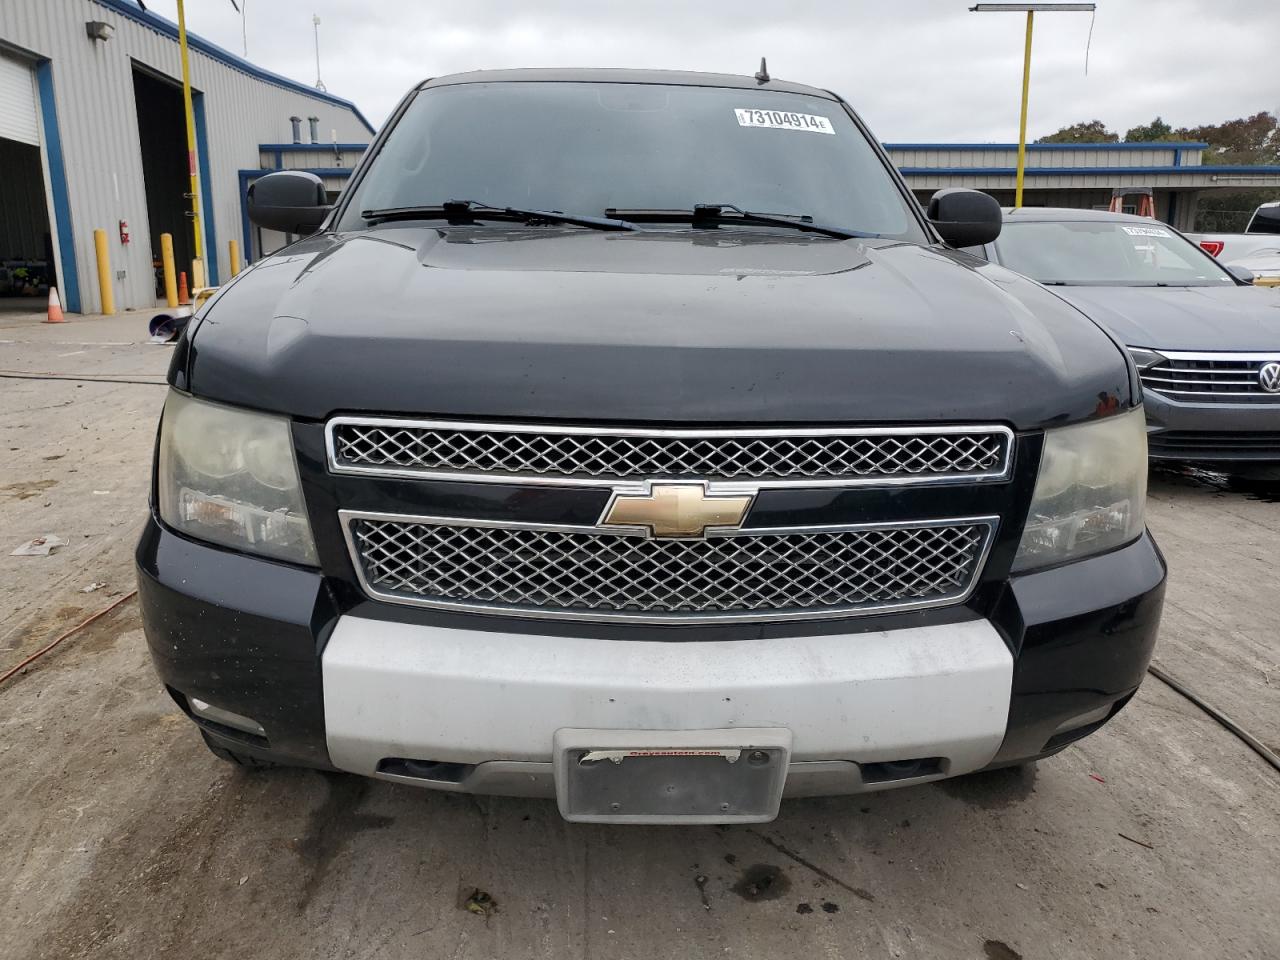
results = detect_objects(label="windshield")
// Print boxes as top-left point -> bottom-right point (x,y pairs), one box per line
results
338,81 -> 923,240
1247,204 -> 1280,235
994,220 -> 1234,287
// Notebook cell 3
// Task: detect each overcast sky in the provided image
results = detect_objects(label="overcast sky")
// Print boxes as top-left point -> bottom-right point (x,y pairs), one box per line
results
139,0 -> 1280,141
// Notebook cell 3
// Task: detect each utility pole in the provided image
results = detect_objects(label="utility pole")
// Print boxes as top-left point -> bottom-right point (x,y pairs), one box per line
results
970,3 -> 1095,208
175,0 -> 205,289
313,14 -> 326,92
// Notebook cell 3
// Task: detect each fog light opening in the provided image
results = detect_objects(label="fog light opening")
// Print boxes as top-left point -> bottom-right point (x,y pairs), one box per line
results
378,757 -> 473,784
1051,704 -> 1112,736
859,756 -> 945,784
188,697 -> 267,738
1043,703 -> 1116,751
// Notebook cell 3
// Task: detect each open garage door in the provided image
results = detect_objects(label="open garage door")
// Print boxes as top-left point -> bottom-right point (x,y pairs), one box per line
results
0,53 -> 39,146
0,52 -> 54,313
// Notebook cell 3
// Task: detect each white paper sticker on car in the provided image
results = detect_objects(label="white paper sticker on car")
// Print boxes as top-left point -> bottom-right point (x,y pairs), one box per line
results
735,108 -> 834,134
1121,225 -> 1172,238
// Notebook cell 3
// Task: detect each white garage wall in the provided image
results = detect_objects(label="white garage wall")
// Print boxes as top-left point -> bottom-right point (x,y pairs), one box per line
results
0,0 -> 373,313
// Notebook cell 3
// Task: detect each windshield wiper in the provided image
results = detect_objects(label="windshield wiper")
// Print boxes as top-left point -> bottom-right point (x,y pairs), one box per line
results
361,200 -> 635,231
605,204 -> 877,240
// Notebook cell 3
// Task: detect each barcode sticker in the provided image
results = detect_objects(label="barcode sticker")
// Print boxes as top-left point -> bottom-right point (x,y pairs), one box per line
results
735,108 -> 834,134
1121,225 -> 1171,238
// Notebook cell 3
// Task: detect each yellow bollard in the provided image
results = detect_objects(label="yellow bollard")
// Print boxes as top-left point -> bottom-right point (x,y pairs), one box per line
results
191,257 -> 206,291
229,239 -> 241,277
93,229 -> 115,316
160,233 -> 178,307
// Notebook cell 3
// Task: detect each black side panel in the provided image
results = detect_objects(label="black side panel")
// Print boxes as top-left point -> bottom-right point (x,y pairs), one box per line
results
989,533 -> 1166,765
135,516 -> 338,769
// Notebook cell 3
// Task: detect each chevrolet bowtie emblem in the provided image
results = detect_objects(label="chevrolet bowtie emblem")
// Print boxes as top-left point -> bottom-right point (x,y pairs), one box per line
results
601,483 -> 754,539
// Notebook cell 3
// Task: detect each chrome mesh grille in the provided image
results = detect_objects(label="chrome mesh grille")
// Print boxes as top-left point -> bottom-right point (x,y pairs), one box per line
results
329,420 -> 1011,484
347,517 -> 993,622
1141,358 -> 1280,403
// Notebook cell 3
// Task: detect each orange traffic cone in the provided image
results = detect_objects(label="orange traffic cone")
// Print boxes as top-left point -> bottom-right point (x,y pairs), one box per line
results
177,271 -> 190,305
44,287 -> 66,323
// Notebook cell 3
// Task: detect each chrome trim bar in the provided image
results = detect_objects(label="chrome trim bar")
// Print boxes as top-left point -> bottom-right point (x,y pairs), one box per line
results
1145,388 -> 1277,399
1155,350 -> 1280,362
338,508 -> 999,624
1143,376 -> 1261,386
324,417 -> 1015,490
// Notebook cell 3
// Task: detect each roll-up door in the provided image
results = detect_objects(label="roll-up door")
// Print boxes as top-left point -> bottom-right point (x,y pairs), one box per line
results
0,53 -> 39,147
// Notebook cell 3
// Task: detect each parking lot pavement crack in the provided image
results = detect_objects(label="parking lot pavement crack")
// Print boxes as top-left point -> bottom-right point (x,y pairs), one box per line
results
745,830 -> 860,896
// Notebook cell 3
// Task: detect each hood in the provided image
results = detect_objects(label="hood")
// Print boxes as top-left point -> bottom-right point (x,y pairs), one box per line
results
1047,284 -> 1280,351
183,225 -> 1130,428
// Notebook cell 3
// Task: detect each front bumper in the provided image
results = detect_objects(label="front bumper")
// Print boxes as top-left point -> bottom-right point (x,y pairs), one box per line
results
137,516 -> 1165,807
1143,388 -> 1280,462
323,615 -> 1013,800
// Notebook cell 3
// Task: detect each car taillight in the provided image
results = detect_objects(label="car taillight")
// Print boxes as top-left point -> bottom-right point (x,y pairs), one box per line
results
1200,240 -> 1225,257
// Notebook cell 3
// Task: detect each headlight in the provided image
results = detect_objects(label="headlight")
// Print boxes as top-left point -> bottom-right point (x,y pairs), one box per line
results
158,391 -> 317,565
1012,407 -> 1147,572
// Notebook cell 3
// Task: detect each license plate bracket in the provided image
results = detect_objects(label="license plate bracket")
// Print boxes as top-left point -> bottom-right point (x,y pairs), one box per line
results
553,728 -> 791,824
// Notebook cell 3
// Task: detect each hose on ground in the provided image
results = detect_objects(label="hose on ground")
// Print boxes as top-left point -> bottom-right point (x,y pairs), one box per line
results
1148,663 -> 1280,775
0,371 -> 166,386
0,591 -> 138,686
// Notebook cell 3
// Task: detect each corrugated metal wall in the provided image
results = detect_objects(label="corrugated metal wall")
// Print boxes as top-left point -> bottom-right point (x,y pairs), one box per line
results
0,0 -> 371,313
887,145 -> 1186,170
903,172 -> 1222,191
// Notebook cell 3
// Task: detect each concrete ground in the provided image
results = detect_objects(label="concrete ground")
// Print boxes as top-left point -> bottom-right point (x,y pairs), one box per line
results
1,312 -> 1277,960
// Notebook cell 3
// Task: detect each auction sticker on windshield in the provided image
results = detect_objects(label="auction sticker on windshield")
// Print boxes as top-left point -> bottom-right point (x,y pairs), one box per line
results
1121,225 -> 1172,238
735,108 -> 834,134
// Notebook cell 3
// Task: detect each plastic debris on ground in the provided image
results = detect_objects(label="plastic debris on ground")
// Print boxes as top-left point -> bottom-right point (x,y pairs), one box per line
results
11,535 -> 68,557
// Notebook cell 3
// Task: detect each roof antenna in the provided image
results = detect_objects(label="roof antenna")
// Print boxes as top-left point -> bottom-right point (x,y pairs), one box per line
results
754,57 -> 770,84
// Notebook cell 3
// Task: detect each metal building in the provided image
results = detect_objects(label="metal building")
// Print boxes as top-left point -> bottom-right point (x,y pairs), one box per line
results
888,142 -> 1280,230
0,0 -> 373,315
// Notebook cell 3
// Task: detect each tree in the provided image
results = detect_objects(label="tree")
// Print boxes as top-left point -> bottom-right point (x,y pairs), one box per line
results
1036,120 -> 1119,144
1036,111 -> 1280,231
1183,112 -> 1279,165
1185,113 -> 1280,231
1124,117 -> 1178,142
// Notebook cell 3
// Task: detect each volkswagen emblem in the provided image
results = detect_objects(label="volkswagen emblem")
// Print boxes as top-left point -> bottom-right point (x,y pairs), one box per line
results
1261,361 -> 1280,394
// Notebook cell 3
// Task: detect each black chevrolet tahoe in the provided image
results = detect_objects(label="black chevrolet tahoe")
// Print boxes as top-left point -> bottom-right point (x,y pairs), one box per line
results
137,69 -> 1165,824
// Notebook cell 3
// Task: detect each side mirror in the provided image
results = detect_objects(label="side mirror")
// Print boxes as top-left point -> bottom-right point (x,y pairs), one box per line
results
927,188 -> 1002,247
247,171 -> 330,234
1227,264 -> 1255,284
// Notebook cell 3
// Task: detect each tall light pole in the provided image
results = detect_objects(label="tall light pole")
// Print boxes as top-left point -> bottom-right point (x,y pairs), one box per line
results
313,14 -> 326,92
970,3 -> 1095,208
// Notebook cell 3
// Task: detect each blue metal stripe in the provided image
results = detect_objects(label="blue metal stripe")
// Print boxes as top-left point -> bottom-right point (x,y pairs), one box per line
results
239,170 -> 254,264
193,92 -> 218,286
92,0 -> 377,135
899,165 -> 1280,176
35,60 -> 80,313
884,141 -> 1209,151
259,143 -> 370,152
